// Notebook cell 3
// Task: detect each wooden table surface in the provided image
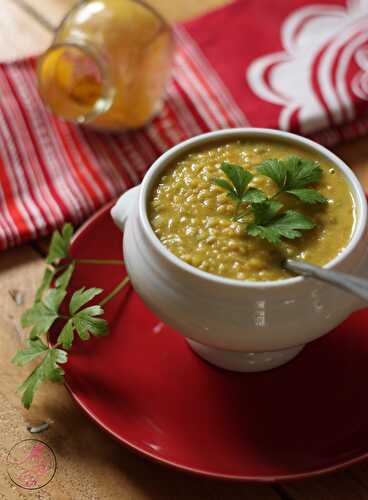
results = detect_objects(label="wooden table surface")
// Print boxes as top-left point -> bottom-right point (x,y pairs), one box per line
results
1,1 -> 368,499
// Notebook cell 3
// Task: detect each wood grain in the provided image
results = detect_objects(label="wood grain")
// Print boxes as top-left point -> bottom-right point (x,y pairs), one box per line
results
282,473 -> 368,500
0,0 -> 51,61
13,0 -> 78,29
2,0 -> 368,499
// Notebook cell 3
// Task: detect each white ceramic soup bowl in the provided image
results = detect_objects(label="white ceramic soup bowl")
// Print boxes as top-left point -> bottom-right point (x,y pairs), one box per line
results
111,128 -> 368,372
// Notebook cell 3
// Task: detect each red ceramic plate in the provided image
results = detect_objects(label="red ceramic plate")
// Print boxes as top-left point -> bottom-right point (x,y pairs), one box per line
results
65,202 -> 368,482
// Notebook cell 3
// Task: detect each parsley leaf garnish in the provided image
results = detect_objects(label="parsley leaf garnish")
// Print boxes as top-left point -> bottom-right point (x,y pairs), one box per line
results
55,262 -> 75,289
21,265 -> 70,340
257,156 -> 327,204
12,338 -> 67,409
46,223 -> 74,264
283,156 -> 323,188
241,187 -> 268,204
247,209 -> 315,244
213,162 -> 254,202
285,188 -> 327,204
57,288 -> 107,349
35,268 -> 55,303
72,306 -> 108,339
12,338 -> 50,366
57,305 -> 108,350
212,155 -> 326,245
221,162 -> 253,199
256,159 -> 288,188
13,223 -> 129,409
69,287 -> 103,315
21,301 -> 60,340
252,200 -> 283,225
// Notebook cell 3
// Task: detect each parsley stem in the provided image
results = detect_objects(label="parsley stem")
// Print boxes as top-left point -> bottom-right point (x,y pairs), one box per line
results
271,190 -> 283,200
99,276 -> 130,306
52,263 -> 68,271
75,258 -> 124,266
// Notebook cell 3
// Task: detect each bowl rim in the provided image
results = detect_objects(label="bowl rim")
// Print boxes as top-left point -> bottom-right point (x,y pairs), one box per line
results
139,128 -> 367,289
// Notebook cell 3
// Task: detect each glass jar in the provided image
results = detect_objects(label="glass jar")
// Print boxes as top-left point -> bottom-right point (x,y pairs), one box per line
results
37,0 -> 174,131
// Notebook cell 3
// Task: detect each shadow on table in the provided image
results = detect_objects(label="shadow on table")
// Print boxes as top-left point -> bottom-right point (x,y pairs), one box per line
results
0,245 -> 42,274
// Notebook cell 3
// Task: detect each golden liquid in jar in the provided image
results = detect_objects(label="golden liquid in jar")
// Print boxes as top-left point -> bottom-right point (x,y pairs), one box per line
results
38,0 -> 174,130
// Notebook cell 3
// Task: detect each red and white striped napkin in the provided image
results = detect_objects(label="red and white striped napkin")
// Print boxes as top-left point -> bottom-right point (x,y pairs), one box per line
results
1,0 -> 368,249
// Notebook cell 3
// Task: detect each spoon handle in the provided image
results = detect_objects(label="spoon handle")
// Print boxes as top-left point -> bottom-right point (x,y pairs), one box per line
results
285,259 -> 368,302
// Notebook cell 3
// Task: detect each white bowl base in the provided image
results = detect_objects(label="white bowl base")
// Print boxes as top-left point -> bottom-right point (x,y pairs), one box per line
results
187,339 -> 305,372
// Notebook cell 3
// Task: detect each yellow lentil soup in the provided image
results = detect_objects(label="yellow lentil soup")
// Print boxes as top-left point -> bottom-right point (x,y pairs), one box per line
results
148,139 -> 355,281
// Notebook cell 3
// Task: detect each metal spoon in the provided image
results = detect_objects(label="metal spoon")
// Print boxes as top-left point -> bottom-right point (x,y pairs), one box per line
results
284,259 -> 368,302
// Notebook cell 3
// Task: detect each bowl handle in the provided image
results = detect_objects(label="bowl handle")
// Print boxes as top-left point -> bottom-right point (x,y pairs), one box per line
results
111,185 -> 141,231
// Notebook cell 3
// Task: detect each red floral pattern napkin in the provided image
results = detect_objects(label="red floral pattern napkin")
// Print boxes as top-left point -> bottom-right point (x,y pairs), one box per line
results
1,0 -> 367,249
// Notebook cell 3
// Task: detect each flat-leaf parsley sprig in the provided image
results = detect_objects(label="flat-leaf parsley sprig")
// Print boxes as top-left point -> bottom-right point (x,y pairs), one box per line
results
258,156 -> 328,204
212,156 -> 327,245
12,224 -> 129,409
213,163 -> 267,213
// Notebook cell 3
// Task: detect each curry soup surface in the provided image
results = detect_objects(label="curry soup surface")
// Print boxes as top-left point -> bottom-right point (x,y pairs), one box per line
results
149,140 -> 355,281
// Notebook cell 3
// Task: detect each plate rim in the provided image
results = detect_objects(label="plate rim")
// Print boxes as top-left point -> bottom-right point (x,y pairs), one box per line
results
64,201 -> 368,483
